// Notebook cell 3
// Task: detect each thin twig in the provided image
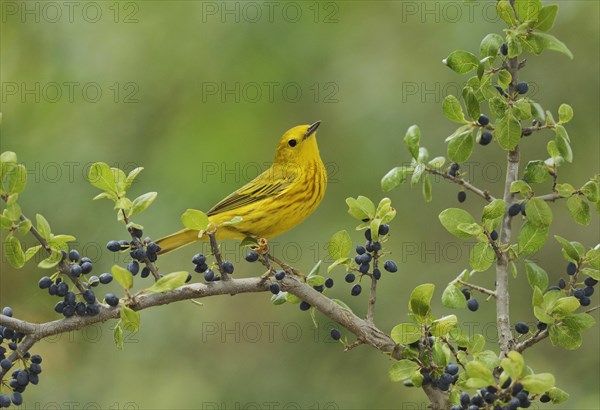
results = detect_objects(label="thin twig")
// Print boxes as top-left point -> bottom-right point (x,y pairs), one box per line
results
427,168 -> 495,202
207,231 -> 229,281
457,280 -> 497,298
366,254 -> 379,324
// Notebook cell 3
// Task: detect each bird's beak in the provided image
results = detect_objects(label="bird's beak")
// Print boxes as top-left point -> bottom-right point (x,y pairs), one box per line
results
304,120 -> 321,140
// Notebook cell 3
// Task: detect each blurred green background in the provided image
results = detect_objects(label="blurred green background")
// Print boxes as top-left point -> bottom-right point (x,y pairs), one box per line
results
1,1 -> 598,409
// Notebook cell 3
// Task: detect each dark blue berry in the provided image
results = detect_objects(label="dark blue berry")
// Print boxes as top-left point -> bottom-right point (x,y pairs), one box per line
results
558,278 -> 566,289
88,276 -> 100,287
131,227 -> 143,238
141,267 -> 150,278
515,322 -> 529,334
502,377 -> 512,389
99,273 -> 113,284
516,82 -> 529,94
584,286 -> 594,296
204,269 -> 215,282
68,249 -> 80,262
82,289 -> 96,304
269,283 -> 280,294
330,328 -> 341,341
70,264 -> 82,277
355,245 -> 366,255
38,276 -> 52,289
512,383 -> 524,395
480,131 -> 493,145
458,191 -> 467,203
478,114 -> 490,126
275,270 -> 285,280
490,230 -> 499,241
57,282 -> 69,297
370,241 -> 382,252
520,202 -> 527,216
81,257 -> 92,264
439,372 -> 453,385
16,370 -> 28,386
467,298 -> 479,311
2,307 -> 12,317
500,43 -> 508,55
445,364 -> 459,375
460,392 -> 470,406
345,273 -> 356,283
358,263 -> 369,274
63,304 -> 75,317
146,242 -> 159,254
384,260 -> 398,273
508,203 -> 521,216
470,395 -> 484,406
373,268 -> 381,280
580,296 -> 591,306
566,262 -> 577,275
105,293 -> 119,307
64,292 -> 76,305
86,304 -> 100,316
450,162 -> 460,171
0,359 -> 11,370
324,278 -> 334,288
80,261 -> 93,274
313,285 -> 325,293
127,261 -> 140,275
222,261 -> 234,274
378,224 -> 390,235
11,392 -> 23,406
537,321 -> 547,331
75,302 -> 86,316
299,301 -> 311,311
364,229 -> 372,241
351,284 -> 362,296
584,277 -> 598,287
31,354 -> 42,364
573,288 -> 584,299
540,394 -> 551,403
0,394 -> 10,408
245,251 -> 259,262
192,253 -> 206,265
461,287 -> 471,300
107,240 -> 121,252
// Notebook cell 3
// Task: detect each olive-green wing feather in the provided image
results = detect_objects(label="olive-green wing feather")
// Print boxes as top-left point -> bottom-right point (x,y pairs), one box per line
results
207,177 -> 291,216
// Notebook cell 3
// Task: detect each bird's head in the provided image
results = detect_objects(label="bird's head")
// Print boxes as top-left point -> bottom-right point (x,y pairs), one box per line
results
274,121 -> 322,166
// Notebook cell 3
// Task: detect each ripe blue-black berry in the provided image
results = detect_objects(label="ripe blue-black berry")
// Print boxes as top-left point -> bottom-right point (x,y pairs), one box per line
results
508,203 -> 521,216
384,260 -> 398,273
38,276 -> 52,289
204,269 -> 215,282
57,282 -> 68,297
130,248 -> 146,261
81,257 -> 92,264
70,264 -> 82,277
351,284 -> 362,296
358,263 -> 369,274
585,277 -> 598,287
2,307 -> 12,317
146,242 -> 159,254
566,262 -> 577,275
449,167 -> 457,177
512,382 -> 524,395
86,304 -> 100,316
0,395 -> 10,408
99,273 -> 113,284
450,406 -> 462,410
106,240 -> 121,252
0,358 -> 11,370
368,241 -> 382,252
460,392 -> 470,406
580,296 -> 591,306
584,286 -> 594,296
269,283 -> 280,294
80,261 -> 93,274
356,253 -> 372,264
520,202 -> 527,216
299,301 -> 311,311
364,229 -> 372,241
540,394 -> 551,403
373,268 -> 381,280
127,261 -> 140,275
470,395 -> 484,406
64,292 -> 76,305
445,364 -> 458,375
501,377 -> 512,389
63,305 -> 75,317
461,287 -> 471,300
222,261 -> 234,274
537,321 -> 547,331
75,302 -> 86,316
478,114 -> 490,126
515,322 -> 529,334
355,245 -> 366,255
345,273 -> 356,283
245,251 -> 259,262
185,273 -> 192,283
325,278 -> 334,288
458,191 -> 466,203
88,276 -> 99,287
516,82 -> 529,94
131,227 -> 143,238
105,294 -> 119,307
467,298 -> 479,311
480,131 -> 493,145
573,288 -> 584,299
439,372 -> 453,385
330,328 -> 341,341
194,264 -> 207,274
69,249 -> 80,262
31,354 -> 42,364
500,43 -> 508,55
141,267 -> 150,278
378,224 -> 390,235
490,230 -> 499,241
275,270 -> 285,280
192,253 -> 206,265
558,278 -> 566,289
16,370 -> 28,386
82,289 -> 96,304
450,162 -> 460,171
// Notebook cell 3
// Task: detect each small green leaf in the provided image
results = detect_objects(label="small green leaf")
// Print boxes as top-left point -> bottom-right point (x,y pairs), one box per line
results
558,103 -> 573,124
5,235 -> 25,268
470,242 -> 495,272
458,222 -> 483,236
7,164 -> 27,194
466,360 -> 494,386
525,32 -> 573,59
482,199 -> 506,221
443,51 -> 480,74
549,322 -> 581,350
439,208 -> 477,239
145,271 -> 188,294
409,284 -> 435,319
181,209 -> 209,231
521,373 -> 555,394
586,248 -> 600,269
496,0 -> 518,26
518,222 -> 548,255
422,174 -> 432,202
447,130 -> 474,163
442,95 -> 467,123
391,323 -> 422,345
37,251 -> 63,269
463,88 -> 480,120
513,99 -> 532,120
124,167 -> 144,191
501,351 -> 525,380
327,230 -> 351,260
549,297 -> 580,318
554,235 -> 582,262
35,214 -> 52,241
566,195 -> 590,225
404,125 -> 421,159
534,4 -> 558,31
427,156 -> 446,169
381,167 -> 412,191
523,161 -> 549,184
514,0 -> 542,22
442,284 -> 467,309
112,265 -> 133,291
555,125 -> 573,162
129,192 -> 158,216
24,245 -> 42,262
555,183 -> 575,198
562,313 -> 595,331
113,323 -> 124,350
120,306 -> 141,333
525,260 -> 548,291
88,162 -> 117,194
495,113 -> 522,150
389,360 -> 419,382
497,70 -> 512,89
430,315 -> 457,337
345,196 -> 375,220
546,387 -> 569,404
581,180 -> 599,203
479,33 -> 504,58
525,197 -> 553,227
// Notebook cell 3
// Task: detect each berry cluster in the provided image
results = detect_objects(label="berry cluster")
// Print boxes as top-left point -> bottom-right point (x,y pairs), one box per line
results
38,249 -> 117,317
477,114 -> 493,146
507,202 -> 526,218
107,234 -> 160,279
451,379 -> 546,409
420,362 -> 459,392
0,307 -> 43,407
461,288 -> 480,312
191,253 -> 233,282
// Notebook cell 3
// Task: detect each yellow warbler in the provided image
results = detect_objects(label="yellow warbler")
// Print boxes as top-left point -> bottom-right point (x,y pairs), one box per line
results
156,121 -> 326,254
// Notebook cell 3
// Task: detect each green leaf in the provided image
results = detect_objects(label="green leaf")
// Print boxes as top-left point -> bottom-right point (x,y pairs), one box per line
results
17,219 -> 32,236
4,235 -> 25,268
479,33 -> 504,58
518,222 -> 548,255
7,164 -> 27,194
411,163 -> 425,187
549,322 -> 581,350
521,373 -> 555,394
496,0 -> 518,26
391,323 -> 422,345
547,387 -> 569,404
583,268 -> 599,280
447,130 -> 474,163
501,351 -> 525,380
113,323 -> 124,350
566,195 -> 590,225
555,125 -> 573,162
586,248 -> 600,269
514,0 -> 542,22
381,167 -> 412,192
534,4 -> 558,31
181,209 -> 209,231
466,361 -> 494,387
463,88 -> 480,120
512,100 -> 532,121
457,223 -> 483,237
128,192 -> 157,216
549,297 -> 580,318
482,199 -> 506,222
523,161 -> 549,184
124,167 -> 144,191
345,196 -> 375,220
24,245 -> 42,262
563,313 -> 595,331
409,284 -> 435,320
87,162 -> 117,193
525,260 -> 548,291
431,340 -> 449,368
112,265 -> 133,291
554,235 -> 582,262
442,95 -> 467,123
525,197 -> 553,227
443,50 -> 480,75
525,32 -> 573,59
427,156 -> 445,169
34,214 -> 52,241
430,315 -> 457,337
37,251 -> 62,269
389,360 -> 419,382
442,284 -> 467,309
422,174 -> 432,202
439,208 -> 477,239
497,70 -> 512,89
470,242 -> 495,272
120,306 -> 141,333
327,230 -> 351,261
581,180 -> 599,203
555,183 -> 575,198
404,125 -> 421,159
145,271 -> 188,294
507,35 -> 523,58
495,113 -> 522,150
558,103 -> 573,124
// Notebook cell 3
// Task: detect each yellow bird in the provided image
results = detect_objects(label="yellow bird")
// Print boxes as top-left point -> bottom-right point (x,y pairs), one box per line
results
156,121 -> 326,254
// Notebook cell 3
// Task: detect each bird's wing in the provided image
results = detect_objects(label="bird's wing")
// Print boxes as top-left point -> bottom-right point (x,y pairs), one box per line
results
207,175 -> 291,216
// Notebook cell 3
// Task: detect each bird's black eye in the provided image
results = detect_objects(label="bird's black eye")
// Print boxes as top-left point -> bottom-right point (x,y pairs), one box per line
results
288,139 -> 297,147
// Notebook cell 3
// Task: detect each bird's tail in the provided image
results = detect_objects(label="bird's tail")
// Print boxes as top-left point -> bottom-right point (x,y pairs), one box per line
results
156,228 -> 202,255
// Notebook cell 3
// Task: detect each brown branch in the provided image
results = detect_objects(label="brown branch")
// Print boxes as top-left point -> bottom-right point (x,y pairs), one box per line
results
208,231 -> 229,281
427,168 -> 495,202
457,280 -> 497,298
